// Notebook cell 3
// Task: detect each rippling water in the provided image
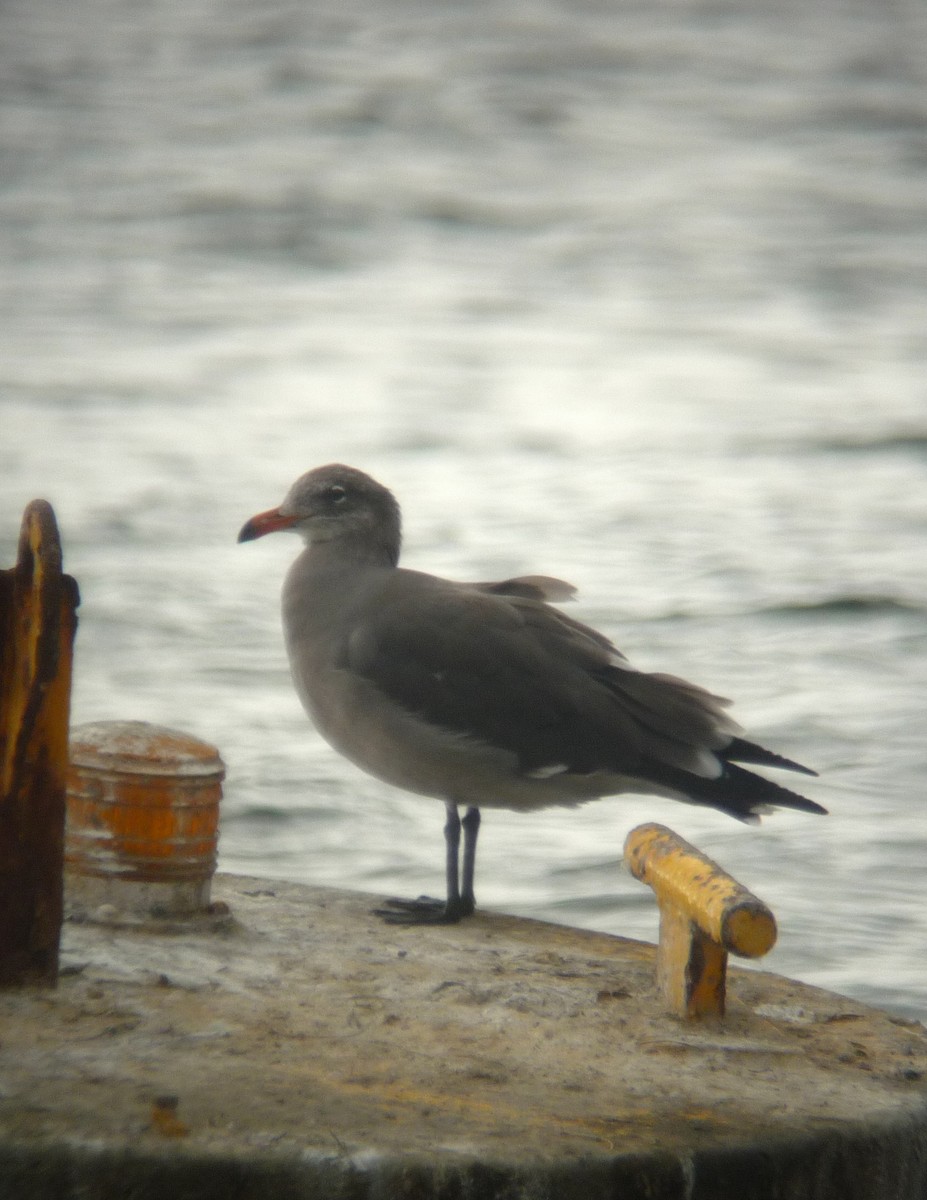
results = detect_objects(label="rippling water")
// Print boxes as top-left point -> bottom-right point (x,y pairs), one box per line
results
2,0 -> 926,1018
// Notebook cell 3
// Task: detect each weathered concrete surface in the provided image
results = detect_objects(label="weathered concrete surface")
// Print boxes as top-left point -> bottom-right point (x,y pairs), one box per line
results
1,874 -> 925,1199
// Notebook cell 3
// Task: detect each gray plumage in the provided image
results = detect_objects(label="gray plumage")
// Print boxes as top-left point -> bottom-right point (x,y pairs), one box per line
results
239,463 -> 824,923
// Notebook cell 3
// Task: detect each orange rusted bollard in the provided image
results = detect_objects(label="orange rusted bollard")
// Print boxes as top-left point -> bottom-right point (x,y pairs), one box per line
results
624,823 -> 777,1019
0,501 -> 79,987
65,721 -> 224,920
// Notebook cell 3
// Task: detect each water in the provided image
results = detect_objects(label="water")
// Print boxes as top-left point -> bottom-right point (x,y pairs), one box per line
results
2,0 -> 926,1019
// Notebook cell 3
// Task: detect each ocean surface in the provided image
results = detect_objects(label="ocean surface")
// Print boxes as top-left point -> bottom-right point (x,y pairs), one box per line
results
2,0 -> 926,1019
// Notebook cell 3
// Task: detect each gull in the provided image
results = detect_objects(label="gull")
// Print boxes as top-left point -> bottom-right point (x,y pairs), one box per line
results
238,464 -> 824,924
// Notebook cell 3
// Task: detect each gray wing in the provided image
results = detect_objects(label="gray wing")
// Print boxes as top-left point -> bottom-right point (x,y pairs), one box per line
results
341,571 -> 824,819
342,573 -> 735,779
474,574 -> 579,603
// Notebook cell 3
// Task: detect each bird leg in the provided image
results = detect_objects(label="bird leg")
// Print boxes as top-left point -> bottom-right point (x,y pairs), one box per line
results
460,805 -> 480,915
374,801 -> 479,925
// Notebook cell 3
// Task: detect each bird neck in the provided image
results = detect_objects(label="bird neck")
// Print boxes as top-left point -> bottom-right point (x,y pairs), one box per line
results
307,533 -> 400,571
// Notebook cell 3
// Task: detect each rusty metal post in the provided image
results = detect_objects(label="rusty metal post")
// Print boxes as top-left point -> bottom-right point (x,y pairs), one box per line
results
624,822 -> 777,1019
0,501 -> 79,986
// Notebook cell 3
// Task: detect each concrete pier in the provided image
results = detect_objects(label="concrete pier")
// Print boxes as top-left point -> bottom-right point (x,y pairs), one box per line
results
1,874 -> 926,1199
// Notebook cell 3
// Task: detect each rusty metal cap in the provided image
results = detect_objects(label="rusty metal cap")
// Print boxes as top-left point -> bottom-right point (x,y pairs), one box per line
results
69,721 -> 225,780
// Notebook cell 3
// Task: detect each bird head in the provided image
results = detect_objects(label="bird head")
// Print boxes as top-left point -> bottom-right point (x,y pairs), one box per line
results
237,464 -> 402,565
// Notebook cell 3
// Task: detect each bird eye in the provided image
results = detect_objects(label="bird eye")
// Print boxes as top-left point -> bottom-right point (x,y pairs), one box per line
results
326,484 -> 348,505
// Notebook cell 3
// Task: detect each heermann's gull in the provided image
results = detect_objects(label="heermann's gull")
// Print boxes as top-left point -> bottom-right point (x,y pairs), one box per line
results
238,464 -> 825,924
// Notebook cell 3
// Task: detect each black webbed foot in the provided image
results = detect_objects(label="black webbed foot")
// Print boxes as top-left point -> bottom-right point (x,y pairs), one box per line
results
373,894 -> 475,925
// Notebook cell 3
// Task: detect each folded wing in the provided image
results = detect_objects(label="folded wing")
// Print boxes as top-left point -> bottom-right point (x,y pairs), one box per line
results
342,573 -> 825,820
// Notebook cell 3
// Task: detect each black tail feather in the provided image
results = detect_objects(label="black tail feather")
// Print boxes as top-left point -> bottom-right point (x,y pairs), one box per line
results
711,762 -> 828,820
642,758 -> 828,821
724,736 -> 818,778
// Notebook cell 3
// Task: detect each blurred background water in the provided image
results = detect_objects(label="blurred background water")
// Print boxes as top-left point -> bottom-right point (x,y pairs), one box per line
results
2,0 -> 926,1018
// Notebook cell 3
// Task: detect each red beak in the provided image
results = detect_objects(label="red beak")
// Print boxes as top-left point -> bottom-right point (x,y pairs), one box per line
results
237,507 -> 299,543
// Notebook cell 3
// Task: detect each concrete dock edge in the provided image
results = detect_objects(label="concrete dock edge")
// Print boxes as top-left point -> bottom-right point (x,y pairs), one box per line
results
1,875 -> 925,1199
